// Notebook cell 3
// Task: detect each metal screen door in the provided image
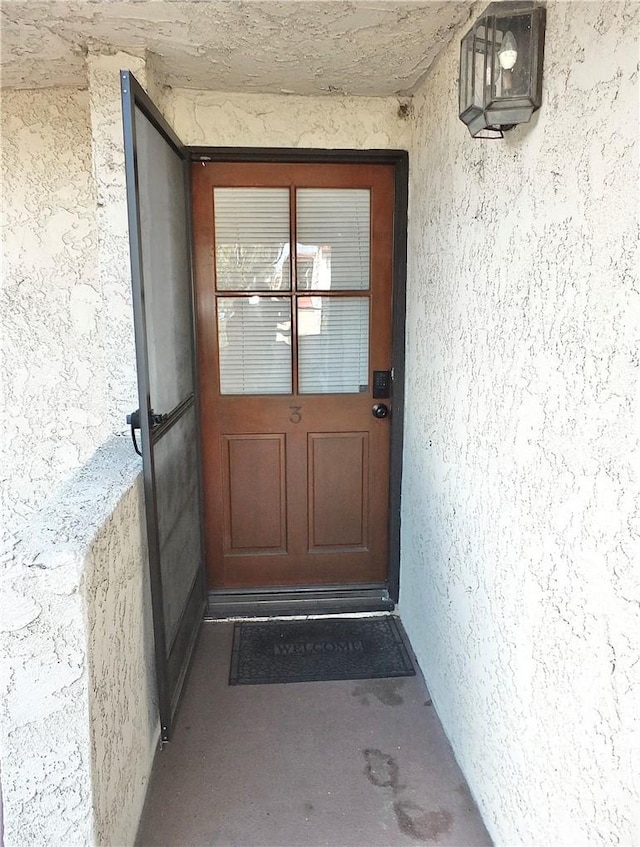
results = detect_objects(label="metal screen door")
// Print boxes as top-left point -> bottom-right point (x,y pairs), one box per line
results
121,71 -> 205,740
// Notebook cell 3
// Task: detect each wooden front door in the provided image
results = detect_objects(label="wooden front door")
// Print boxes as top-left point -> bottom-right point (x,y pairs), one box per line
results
192,161 -> 395,590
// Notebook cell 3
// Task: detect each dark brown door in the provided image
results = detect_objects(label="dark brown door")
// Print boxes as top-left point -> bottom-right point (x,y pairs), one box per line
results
192,161 -> 395,589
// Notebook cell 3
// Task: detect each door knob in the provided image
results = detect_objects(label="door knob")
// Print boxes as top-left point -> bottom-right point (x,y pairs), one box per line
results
372,403 -> 389,419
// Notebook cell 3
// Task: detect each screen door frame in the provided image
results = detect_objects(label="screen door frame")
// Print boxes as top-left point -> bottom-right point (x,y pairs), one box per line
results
121,71 -> 207,740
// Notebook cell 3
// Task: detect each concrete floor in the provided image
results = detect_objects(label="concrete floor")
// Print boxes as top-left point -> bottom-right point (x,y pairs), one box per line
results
137,621 -> 491,847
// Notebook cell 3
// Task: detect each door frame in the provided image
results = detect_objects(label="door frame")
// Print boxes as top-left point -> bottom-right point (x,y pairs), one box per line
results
187,147 -> 408,619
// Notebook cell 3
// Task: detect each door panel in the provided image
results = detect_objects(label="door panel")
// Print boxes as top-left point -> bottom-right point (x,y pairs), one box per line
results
121,72 -> 205,739
308,432 -> 369,550
223,434 -> 287,554
192,161 -> 394,590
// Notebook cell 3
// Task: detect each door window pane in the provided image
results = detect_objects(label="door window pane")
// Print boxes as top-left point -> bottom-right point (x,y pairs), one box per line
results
218,296 -> 292,394
298,297 -> 369,394
296,189 -> 370,291
214,188 -> 290,291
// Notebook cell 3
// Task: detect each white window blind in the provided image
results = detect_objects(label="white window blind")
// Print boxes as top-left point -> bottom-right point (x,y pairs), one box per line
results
296,189 -> 370,291
298,297 -> 369,394
218,297 -> 292,394
214,188 -> 290,291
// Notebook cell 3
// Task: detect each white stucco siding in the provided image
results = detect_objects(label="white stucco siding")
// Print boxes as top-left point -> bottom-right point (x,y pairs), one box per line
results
85,469 -> 158,847
163,89 -> 411,149
1,89 -> 105,534
87,53 -> 148,436
1,438 -> 157,847
1,57 -> 158,847
400,2 -> 639,845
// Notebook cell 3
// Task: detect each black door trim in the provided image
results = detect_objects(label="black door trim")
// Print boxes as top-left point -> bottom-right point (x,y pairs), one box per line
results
189,147 -> 408,609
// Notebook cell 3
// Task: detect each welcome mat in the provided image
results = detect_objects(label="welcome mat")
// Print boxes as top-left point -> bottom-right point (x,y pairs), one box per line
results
229,616 -> 416,685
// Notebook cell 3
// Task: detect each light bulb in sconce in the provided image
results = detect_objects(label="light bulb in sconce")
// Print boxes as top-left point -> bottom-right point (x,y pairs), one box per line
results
498,31 -> 518,70
458,3 -> 546,138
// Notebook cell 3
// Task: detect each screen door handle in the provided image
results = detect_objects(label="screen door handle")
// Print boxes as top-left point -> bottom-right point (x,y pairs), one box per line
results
126,408 -> 143,456
126,408 -> 169,456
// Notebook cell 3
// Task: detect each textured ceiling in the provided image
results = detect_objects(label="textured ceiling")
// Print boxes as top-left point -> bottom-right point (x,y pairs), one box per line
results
0,0 -> 473,95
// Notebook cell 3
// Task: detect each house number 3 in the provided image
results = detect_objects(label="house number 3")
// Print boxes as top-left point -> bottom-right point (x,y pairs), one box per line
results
289,405 -> 302,424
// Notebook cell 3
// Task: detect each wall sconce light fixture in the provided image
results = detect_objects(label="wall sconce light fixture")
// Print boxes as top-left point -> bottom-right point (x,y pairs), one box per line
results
459,1 -> 546,138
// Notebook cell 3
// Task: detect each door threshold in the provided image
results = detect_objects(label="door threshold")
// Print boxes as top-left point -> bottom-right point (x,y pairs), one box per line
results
206,584 -> 394,620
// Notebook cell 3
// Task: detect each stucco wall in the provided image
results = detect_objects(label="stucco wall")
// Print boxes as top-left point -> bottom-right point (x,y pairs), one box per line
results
87,53 -> 150,437
400,2 -> 639,845
0,64 -> 147,539
163,88 -> 411,149
85,467 -> 158,847
0,437 -> 158,847
1,56 -> 159,846
1,89 -> 105,533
